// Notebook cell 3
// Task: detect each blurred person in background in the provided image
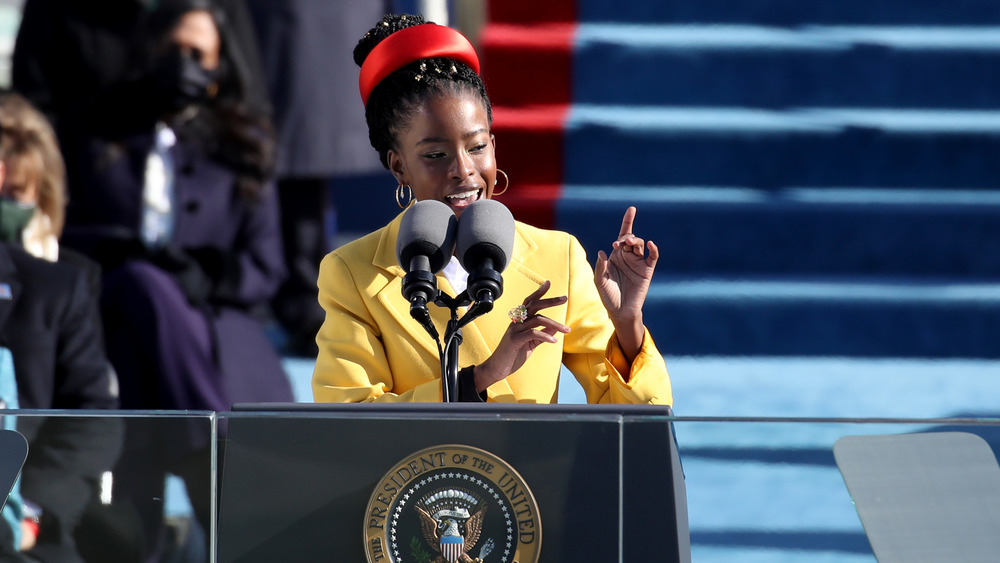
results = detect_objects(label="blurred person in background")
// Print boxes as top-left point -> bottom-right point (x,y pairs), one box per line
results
246,0 -> 387,356
0,92 -> 65,263
56,0 -> 293,418
18,0 -> 293,558
0,101 -> 122,561
12,0 -> 269,141
0,93 -> 103,300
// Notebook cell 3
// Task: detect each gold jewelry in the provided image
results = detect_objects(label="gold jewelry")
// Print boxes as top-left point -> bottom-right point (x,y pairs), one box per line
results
395,184 -> 413,209
508,304 -> 528,324
493,169 -> 509,196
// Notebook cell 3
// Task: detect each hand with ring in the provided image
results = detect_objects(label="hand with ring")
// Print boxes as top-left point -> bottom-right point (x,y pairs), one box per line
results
508,304 -> 529,323
473,280 -> 570,392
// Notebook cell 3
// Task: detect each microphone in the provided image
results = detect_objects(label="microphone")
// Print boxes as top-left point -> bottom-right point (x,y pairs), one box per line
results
396,200 -> 458,337
455,199 -> 515,312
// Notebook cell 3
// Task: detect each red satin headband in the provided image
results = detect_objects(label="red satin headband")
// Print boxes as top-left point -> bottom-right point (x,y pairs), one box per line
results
359,24 -> 481,106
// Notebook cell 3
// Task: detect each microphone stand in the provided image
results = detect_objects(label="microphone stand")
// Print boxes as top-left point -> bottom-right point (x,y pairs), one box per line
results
413,290 -> 495,403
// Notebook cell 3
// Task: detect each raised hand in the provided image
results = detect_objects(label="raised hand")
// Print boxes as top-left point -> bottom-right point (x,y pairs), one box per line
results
594,206 -> 659,360
474,281 -> 569,391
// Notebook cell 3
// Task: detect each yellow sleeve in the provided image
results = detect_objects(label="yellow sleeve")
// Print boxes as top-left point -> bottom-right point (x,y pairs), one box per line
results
558,235 -> 672,406
602,329 -> 673,405
312,252 -> 442,403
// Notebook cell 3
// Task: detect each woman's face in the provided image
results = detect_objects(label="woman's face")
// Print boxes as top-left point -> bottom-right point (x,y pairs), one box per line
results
0,161 -> 38,205
388,89 -> 496,218
171,9 -> 220,70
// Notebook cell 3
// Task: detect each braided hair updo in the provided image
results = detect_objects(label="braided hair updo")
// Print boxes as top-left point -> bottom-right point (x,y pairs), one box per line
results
354,14 -> 493,169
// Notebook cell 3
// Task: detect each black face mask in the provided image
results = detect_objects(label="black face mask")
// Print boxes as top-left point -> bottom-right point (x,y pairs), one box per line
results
149,46 -> 217,114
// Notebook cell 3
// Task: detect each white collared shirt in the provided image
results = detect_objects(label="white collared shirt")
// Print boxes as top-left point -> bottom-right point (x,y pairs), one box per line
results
140,122 -> 177,248
441,255 -> 469,296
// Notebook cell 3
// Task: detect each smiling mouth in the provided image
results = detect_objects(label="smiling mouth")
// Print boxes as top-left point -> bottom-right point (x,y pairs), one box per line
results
444,188 -> 482,207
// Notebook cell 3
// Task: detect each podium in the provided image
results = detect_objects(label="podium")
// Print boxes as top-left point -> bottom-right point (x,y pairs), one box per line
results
218,403 -> 690,562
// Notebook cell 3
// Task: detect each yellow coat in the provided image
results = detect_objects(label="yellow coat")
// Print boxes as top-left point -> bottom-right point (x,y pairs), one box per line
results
313,210 -> 672,405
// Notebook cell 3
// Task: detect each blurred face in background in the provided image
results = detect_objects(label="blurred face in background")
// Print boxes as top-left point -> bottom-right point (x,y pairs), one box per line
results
171,9 -> 220,71
0,156 -> 39,206
151,9 -> 222,114
0,92 -> 67,245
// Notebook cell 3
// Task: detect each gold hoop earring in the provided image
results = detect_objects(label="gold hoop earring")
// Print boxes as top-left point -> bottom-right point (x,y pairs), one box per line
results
493,169 -> 509,196
395,184 -> 413,209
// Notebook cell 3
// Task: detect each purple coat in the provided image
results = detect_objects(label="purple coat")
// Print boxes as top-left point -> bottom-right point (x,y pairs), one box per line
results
63,129 -> 294,411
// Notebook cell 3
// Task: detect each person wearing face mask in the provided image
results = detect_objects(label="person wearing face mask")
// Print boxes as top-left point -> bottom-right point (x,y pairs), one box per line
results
0,103 -> 122,563
12,0 -> 270,140
58,0 -> 292,414
0,92 -> 62,257
0,197 -> 37,251
149,41 -> 219,116
0,93 -> 105,294
44,2 -> 293,557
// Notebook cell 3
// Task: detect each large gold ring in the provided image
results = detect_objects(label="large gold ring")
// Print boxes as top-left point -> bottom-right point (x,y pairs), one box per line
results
508,305 -> 528,324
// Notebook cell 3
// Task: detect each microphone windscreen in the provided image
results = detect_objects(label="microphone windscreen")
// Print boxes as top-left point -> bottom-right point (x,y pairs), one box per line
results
396,200 -> 458,273
456,199 -> 516,273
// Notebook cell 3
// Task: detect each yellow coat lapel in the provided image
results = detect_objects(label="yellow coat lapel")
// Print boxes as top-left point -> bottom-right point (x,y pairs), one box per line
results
455,223 -> 547,401
370,212 -> 445,362
369,213 -> 548,400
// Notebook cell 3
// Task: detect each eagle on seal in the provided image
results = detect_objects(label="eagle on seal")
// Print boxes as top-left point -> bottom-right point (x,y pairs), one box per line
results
416,505 -> 487,563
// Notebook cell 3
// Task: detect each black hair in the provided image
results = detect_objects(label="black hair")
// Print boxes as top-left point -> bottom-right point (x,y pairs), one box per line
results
353,13 -> 492,169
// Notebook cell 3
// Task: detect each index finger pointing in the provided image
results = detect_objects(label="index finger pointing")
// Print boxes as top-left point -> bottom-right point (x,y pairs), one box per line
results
618,206 -> 637,238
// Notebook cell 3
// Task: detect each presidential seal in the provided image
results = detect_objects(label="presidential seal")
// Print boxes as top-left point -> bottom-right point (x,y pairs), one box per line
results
364,445 -> 542,563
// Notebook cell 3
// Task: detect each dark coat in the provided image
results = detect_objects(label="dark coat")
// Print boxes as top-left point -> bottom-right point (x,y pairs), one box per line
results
64,129 -> 286,305
0,243 -> 122,563
246,0 -> 385,177
11,0 -> 148,133
62,128 -> 294,409
0,244 -> 116,411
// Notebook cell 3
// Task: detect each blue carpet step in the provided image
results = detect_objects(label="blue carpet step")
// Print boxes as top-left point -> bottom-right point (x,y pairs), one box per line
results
576,0 -> 1000,26
638,277 -> 1000,358
558,187 -> 1000,277
565,107 -> 1000,189
576,25 -> 1000,109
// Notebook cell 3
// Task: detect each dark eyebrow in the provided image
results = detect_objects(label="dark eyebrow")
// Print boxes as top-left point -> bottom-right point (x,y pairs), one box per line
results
415,128 -> 489,147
